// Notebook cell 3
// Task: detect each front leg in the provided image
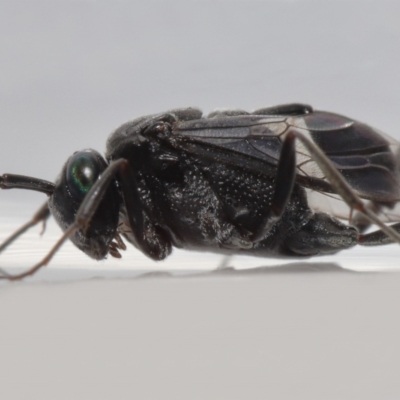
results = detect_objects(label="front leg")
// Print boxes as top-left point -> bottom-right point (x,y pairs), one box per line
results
120,210 -> 172,260
118,163 -> 172,261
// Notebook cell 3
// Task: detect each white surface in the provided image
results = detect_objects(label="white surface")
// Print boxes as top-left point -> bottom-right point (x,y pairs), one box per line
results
2,1 -> 400,399
2,269 -> 400,400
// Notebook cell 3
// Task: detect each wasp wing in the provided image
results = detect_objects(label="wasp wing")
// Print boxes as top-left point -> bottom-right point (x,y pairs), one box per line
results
173,110 -> 400,220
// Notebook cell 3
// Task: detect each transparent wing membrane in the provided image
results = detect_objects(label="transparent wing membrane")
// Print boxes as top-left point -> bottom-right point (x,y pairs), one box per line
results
174,110 -> 400,211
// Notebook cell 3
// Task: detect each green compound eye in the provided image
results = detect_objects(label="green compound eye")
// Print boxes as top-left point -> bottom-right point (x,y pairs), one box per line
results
66,152 -> 101,198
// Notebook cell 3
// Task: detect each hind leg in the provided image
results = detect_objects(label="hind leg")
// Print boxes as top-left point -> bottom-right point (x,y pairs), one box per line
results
358,222 -> 400,246
351,202 -> 385,233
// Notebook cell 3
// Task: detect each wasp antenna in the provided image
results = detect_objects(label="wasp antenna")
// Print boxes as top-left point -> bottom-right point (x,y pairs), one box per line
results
0,174 -> 55,195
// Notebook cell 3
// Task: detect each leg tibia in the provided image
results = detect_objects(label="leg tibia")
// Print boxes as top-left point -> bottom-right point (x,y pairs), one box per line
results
358,222 -> 400,246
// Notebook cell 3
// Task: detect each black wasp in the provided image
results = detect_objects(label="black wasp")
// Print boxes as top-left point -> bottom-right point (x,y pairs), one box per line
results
2,103 -> 400,280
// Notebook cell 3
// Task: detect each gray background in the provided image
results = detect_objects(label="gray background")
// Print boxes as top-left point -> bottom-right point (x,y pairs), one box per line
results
2,1 -> 400,399
1,1 -> 400,185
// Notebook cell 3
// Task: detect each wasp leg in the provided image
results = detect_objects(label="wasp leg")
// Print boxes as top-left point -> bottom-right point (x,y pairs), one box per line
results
0,202 -> 50,254
268,131 -> 359,256
0,160 -> 130,280
351,202 -> 384,233
117,162 -> 172,261
358,222 -> 400,246
202,131 -> 296,245
288,131 -> 400,245
0,225 -> 77,281
216,255 -> 233,270
252,103 -> 313,116
0,159 -> 169,281
251,131 -> 297,242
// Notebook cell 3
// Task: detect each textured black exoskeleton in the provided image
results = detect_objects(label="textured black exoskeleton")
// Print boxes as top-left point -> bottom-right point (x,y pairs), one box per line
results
2,103 -> 400,280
